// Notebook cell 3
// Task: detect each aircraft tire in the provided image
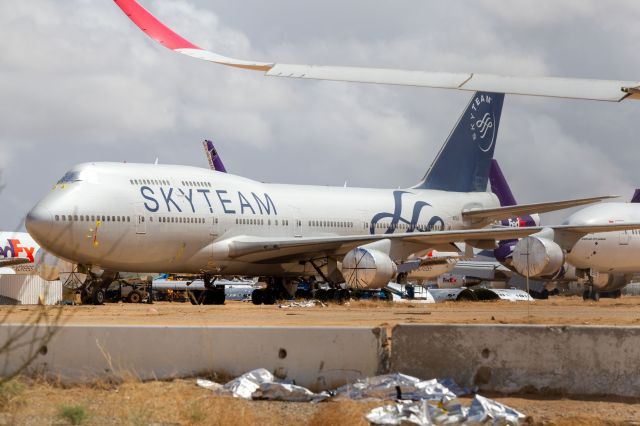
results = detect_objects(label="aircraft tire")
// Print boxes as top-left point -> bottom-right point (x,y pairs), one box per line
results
315,289 -> 328,302
127,291 -> 142,304
263,289 -> 276,305
92,288 -> 105,305
211,289 -> 225,305
339,289 -> 351,302
326,289 -> 336,302
591,290 -> 600,302
582,289 -> 590,301
251,289 -> 264,305
80,289 -> 91,305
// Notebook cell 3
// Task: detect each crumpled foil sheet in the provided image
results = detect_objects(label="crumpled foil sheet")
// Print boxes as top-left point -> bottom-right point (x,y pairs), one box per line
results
465,394 -> 526,425
365,395 -> 526,425
332,373 -> 459,402
253,382 -> 329,403
197,369 -> 526,424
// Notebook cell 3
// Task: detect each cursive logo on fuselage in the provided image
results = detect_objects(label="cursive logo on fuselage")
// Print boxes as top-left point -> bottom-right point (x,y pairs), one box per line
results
370,191 -> 445,234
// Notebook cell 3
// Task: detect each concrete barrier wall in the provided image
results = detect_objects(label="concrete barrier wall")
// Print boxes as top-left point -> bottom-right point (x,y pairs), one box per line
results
5,322 -> 640,397
0,325 -> 387,391
390,324 -> 640,397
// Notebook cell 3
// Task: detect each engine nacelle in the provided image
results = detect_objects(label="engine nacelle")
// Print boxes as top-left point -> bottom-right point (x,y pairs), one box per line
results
342,247 -> 397,289
512,236 -> 564,278
591,272 -> 632,292
35,249 -> 73,281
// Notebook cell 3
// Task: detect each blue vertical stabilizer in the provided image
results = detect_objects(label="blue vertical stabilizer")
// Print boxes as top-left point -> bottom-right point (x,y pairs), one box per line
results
414,92 -> 504,192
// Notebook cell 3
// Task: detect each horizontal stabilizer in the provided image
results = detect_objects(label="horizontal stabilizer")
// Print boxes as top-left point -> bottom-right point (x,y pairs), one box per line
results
115,0 -> 640,102
462,195 -> 617,223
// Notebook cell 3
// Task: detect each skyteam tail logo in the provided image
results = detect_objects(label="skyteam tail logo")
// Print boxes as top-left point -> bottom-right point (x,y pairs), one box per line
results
370,191 -> 444,234
469,94 -> 496,152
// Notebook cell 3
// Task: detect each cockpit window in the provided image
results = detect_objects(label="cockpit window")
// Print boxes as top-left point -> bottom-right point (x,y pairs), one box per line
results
57,171 -> 81,184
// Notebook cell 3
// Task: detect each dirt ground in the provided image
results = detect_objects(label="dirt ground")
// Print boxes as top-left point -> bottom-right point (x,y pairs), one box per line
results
3,295 -> 640,330
0,377 -> 638,425
2,296 -> 640,425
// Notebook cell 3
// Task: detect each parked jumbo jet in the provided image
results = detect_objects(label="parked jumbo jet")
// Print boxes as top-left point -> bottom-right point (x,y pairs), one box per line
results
25,89 -> 635,305
510,190 -> 640,301
452,162 -> 640,301
114,0 -> 640,102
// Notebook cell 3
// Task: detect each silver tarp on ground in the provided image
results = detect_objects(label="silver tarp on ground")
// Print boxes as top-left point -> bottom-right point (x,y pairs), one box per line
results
365,395 -> 526,425
197,370 -> 526,424
253,382 -> 328,403
466,394 -> 527,425
332,373 -> 460,402
365,400 -> 467,426
197,369 -> 328,402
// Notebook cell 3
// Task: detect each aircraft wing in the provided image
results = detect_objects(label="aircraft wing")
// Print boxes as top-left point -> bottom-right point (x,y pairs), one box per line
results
218,223 -> 640,263
114,0 -> 640,102
0,258 -> 31,268
462,195 -> 617,223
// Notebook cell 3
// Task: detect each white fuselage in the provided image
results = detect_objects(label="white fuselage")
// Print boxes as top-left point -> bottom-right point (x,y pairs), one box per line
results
565,203 -> 640,273
26,162 -> 499,277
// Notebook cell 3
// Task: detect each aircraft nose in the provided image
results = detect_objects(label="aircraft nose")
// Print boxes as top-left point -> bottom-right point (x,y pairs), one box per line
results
25,204 -> 53,242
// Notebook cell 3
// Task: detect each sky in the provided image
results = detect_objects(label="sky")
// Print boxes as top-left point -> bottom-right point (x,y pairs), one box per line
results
1,0 -> 640,231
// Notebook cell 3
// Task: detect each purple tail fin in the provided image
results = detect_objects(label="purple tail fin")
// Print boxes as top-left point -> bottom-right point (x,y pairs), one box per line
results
489,159 -> 517,207
632,190 -> 640,203
203,140 -> 227,173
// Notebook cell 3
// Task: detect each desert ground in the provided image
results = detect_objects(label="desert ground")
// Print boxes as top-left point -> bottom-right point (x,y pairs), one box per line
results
4,296 -> 640,330
1,296 -> 640,425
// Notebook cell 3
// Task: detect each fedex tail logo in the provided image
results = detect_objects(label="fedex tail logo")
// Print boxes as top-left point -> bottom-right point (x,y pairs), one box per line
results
0,239 -> 36,263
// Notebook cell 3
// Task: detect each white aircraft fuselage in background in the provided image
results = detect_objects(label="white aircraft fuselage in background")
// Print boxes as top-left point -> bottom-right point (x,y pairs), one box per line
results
565,204 -> 640,287
26,162 -> 497,276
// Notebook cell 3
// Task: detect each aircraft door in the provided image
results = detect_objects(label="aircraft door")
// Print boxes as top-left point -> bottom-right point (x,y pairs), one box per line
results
617,220 -> 630,245
134,204 -> 146,234
210,216 -> 220,238
619,230 -> 630,245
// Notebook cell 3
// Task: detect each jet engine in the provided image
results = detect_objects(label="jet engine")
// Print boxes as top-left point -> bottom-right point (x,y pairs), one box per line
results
35,249 -> 73,281
511,236 -> 564,278
342,247 -> 397,289
591,271 -> 632,292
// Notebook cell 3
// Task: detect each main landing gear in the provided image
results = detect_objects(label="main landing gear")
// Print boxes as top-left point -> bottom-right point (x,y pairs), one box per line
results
250,277 -> 353,305
582,275 -> 600,302
78,270 -> 117,305
188,274 -> 225,305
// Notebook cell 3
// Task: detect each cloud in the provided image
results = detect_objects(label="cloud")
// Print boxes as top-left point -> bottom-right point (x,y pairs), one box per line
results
1,0 -> 640,231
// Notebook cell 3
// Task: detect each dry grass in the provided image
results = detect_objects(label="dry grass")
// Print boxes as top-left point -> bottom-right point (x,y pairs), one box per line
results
309,400 -> 381,426
0,376 -> 637,424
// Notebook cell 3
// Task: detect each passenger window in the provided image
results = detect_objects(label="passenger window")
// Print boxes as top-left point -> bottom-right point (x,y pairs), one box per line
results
55,215 -> 59,221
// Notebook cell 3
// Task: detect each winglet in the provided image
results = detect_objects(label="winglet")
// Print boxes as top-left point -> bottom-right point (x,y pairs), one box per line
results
113,0 -> 273,71
113,0 -> 640,101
